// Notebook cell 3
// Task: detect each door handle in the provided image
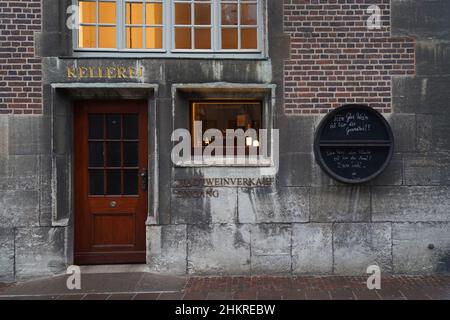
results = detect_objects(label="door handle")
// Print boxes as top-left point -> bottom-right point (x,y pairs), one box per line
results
140,169 -> 148,192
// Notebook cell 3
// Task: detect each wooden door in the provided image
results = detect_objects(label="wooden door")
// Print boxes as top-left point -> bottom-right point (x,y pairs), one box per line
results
74,100 -> 148,265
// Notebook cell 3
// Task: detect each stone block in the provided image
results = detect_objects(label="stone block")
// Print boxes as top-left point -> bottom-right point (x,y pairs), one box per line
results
15,227 -> 67,278
310,186 -> 371,222
238,187 -> 309,223
404,153 -> 450,186
372,187 -> 450,221
393,77 -> 450,115
292,223 -> 333,274
371,153 -> 403,186
278,116 -> 315,154
250,224 -> 291,274
147,225 -> 187,275
8,116 -> 41,155
393,222 -> 450,274
0,228 -> 15,282
0,116 -> 8,177
333,223 -> 393,275
416,40 -> 450,76
0,191 -> 39,227
392,0 -> 450,40
171,188 -> 237,224
278,153 -> 313,187
7,155 -> 39,178
187,224 -> 251,275
388,114 -> 416,153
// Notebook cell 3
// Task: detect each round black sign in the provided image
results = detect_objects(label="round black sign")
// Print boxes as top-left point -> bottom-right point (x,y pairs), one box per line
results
314,104 -> 394,184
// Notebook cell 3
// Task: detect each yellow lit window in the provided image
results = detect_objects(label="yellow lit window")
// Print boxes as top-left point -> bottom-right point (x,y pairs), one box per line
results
76,0 -> 261,54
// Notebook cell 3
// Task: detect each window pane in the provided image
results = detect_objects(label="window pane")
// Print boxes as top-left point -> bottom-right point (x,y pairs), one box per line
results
89,170 -> 104,195
195,28 -> 211,49
241,3 -> 257,25
99,1 -> 116,24
123,142 -> 138,167
107,142 -> 121,167
98,26 -> 116,48
106,114 -> 121,139
107,169 -> 121,195
221,28 -> 238,49
146,3 -> 163,25
175,3 -> 191,25
89,114 -> 104,139
175,27 -> 192,49
146,27 -> 163,49
79,1 -> 96,24
79,25 -> 96,48
195,3 -> 210,25
123,114 -> 138,139
221,4 -> 238,25
124,170 -> 139,195
126,27 -> 144,48
241,28 -> 257,49
126,2 -> 143,24
89,142 -> 104,167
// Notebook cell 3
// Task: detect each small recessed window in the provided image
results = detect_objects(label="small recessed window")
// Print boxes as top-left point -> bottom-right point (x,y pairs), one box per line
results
191,101 -> 263,155
75,0 -> 263,56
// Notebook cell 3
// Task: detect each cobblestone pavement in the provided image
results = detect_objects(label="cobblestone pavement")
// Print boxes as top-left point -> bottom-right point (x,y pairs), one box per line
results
0,274 -> 449,300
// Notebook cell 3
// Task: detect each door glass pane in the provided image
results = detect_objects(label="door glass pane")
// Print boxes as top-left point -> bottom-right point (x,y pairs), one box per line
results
98,26 -> 116,48
241,3 -> 257,25
106,114 -> 121,139
175,27 -> 192,49
89,114 -> 104,139
123,142 -> 138,167
107,169 -> 121,195
107,142 -> 121,167
195,28 -> 211,49
221,4 -> 238,25
241,28 -> 257,49
89,142 -> 104,167
146,3 -> 163,24
126,27 -> 144,49
222,28 -> 238,49
89,170 -> 104,195
79,26 -> 96,48
99,1 -> 116,24
195,3 -> 211,25
175,3 -> 191,25
146,27 -> 163,49
79,1 -> 96,24
126,2 -> 144,24
124,170 -> 139,195
123,114 -> 139,139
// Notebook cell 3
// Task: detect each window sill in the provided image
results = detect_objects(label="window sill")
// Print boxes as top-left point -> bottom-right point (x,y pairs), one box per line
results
173,157 -> 274,168
63,50 -> 267,60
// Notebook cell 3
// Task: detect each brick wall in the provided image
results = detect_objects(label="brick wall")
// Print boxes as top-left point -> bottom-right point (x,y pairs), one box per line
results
284,0 -> 416,115
0,0 -> 42,114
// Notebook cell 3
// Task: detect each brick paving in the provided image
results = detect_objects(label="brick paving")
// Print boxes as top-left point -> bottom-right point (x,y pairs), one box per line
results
0,274 -> 448,300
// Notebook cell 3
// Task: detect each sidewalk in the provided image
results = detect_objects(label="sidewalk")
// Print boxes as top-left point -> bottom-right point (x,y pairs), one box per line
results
0,273 -> 449,300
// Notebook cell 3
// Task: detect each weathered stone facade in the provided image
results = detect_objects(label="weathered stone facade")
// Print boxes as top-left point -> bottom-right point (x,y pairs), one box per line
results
0,0 -> 449,282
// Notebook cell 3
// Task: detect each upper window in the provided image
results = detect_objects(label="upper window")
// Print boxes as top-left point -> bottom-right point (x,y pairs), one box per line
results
75,0 -> 263,55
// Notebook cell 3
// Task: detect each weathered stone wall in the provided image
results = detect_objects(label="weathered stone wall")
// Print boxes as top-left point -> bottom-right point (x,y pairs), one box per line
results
0,0 -> 449,282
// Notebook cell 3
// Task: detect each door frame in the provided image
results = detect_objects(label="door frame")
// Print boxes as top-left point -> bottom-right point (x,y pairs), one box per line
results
49,83 -> 159,266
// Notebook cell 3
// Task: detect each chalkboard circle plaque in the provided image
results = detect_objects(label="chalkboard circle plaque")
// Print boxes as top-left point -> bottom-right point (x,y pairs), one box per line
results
314,104 -> 394,184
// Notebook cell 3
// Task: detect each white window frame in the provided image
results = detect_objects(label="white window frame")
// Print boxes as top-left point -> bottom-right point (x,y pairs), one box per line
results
72,0 -> 266,58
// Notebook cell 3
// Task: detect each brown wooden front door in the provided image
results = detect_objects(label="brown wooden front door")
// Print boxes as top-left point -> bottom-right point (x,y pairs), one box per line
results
74,100 -> 148,265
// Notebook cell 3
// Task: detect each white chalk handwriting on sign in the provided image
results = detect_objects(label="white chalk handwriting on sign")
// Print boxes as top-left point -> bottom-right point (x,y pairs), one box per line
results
328,112 -> 371,136
325,149 -> 373,170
